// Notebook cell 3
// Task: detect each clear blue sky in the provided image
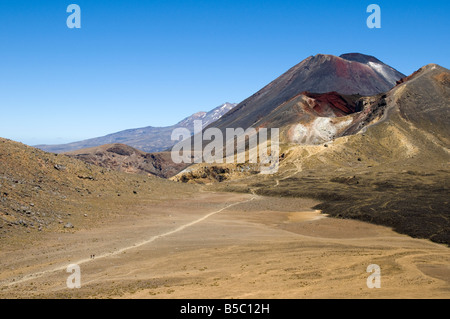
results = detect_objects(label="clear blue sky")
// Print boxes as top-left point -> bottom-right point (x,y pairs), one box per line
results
0,0 -> 449,145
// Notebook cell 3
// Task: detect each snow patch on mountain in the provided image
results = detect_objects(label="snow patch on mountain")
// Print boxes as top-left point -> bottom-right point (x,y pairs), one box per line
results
368,62 -> 399,86
176,103 -> 237,129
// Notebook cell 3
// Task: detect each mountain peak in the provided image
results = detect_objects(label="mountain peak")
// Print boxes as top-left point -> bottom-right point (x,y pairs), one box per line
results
175,103 -> 237,129
209,53 -> 405,131
339,53 -> 381,64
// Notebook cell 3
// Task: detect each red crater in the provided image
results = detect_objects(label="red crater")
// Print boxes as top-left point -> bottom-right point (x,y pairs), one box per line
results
303,91 -> 360,116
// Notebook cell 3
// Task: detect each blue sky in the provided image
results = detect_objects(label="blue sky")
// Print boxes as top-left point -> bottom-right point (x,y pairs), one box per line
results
0,0 -> 449,145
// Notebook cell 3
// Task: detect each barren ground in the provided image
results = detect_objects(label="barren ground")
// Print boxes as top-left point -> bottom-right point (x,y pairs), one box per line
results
0,191 -> 448,299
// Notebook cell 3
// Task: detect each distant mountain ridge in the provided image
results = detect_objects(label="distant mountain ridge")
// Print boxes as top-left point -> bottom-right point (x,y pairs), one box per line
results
64,143 -> 185,178
35,102 -> 237,153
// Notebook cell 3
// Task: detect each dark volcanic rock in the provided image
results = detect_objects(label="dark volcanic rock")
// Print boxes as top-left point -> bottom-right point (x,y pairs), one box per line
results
65,144 -> 188,178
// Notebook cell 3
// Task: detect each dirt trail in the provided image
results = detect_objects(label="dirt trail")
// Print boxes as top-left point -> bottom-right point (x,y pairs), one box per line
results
1,193 -> 257,287
0,192 -> 448,299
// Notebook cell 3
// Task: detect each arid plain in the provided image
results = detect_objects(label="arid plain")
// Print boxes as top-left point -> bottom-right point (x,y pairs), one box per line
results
1,58 -> 449,299
1,187 -> 448,298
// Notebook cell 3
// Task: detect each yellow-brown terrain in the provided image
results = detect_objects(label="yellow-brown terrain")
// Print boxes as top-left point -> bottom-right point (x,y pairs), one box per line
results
0,62 -> 448,299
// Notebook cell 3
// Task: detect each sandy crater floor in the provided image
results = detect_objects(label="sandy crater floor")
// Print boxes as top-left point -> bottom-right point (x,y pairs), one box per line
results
0,192 -> 449,299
